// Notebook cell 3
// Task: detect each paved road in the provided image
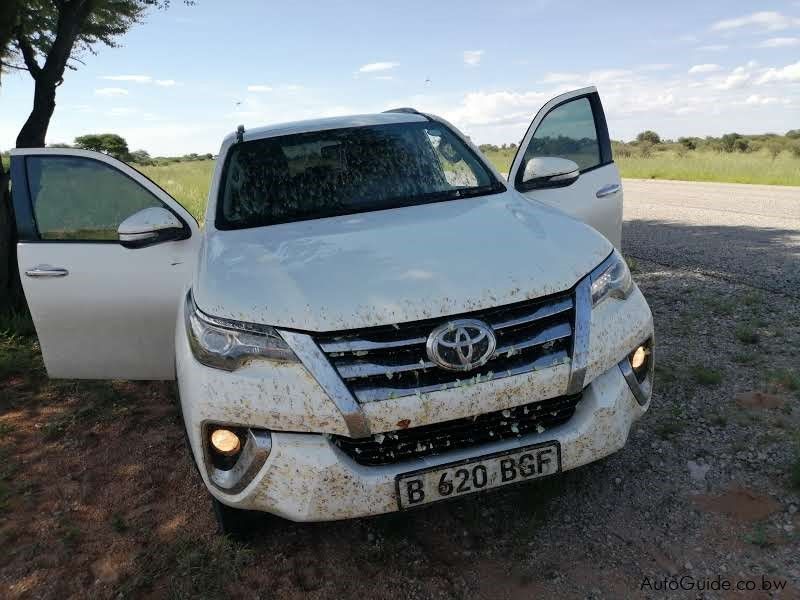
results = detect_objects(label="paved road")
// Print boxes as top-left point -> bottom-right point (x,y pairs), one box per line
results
622,178 -> 800,297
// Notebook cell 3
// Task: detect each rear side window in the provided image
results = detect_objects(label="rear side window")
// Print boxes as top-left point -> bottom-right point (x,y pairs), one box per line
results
26,156 -> 163,241
217,121 -> 501,230
522,97 -> 600,171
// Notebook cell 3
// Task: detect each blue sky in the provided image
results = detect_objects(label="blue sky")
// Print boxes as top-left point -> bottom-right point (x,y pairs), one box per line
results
2,1 -> 799,155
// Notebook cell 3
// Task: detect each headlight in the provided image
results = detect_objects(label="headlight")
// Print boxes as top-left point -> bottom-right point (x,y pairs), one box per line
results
185,291 -> 298,371
589,249 -> 633,306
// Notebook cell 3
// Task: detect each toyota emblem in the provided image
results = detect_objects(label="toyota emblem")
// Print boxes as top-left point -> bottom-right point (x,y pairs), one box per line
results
425,319 -> 497,372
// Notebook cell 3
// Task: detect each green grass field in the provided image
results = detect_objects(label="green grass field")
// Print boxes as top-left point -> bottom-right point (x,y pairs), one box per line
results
482,147 -> 800,186
616,149 -> 800,186
133,147 -> 800,223
139,160 -> 212,222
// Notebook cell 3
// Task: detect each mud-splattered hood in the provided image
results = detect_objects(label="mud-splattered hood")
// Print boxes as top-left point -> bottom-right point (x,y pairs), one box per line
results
194,190 -> 612,331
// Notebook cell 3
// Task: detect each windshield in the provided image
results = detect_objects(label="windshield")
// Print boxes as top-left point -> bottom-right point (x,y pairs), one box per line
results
216,121 -> 503,229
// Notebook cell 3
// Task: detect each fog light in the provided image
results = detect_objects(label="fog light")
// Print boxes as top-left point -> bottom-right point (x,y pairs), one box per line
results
210,428 -> 241,456
631,345 -> 648,371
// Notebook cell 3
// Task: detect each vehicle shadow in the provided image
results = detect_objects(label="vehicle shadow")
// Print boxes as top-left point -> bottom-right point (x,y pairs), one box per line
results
623,218 -> 800,297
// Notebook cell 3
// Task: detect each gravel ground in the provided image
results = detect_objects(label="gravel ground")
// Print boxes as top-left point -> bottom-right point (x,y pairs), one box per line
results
623,178 -> 800,297
1,180 -> 799,598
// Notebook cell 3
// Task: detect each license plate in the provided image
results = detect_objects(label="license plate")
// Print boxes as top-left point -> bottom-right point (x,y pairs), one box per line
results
395,441 -> 561,510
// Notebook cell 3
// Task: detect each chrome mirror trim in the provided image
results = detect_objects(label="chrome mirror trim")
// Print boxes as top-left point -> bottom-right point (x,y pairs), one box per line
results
118,206 -> 187,248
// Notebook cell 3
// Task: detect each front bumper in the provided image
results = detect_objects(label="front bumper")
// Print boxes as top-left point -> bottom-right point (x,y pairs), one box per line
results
176,283 -> 653,521
183,361 -> 648,521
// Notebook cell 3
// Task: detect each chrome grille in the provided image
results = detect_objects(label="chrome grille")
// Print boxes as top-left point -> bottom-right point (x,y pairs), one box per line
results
315,291 -> 575,403
332,392 -> 582,466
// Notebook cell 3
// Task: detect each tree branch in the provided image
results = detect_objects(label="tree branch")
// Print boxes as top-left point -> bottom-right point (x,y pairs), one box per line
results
0,60 -> 29,72
15,30 -> 41,77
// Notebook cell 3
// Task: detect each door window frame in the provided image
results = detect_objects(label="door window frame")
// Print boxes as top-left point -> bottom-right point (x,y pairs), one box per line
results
511,90 -> 614,191
10,150 -> 196,244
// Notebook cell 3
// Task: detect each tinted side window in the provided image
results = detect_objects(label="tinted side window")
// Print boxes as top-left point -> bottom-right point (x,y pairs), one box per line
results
523,97 -> 600,171
26,156 -> 163,241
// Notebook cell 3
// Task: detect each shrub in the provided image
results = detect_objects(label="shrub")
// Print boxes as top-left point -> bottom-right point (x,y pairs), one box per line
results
636,130 -> 661,145
720,133 -> 742,153
638,141 -> 654,158
612,141 -> 632,158
733,138 -> 750,153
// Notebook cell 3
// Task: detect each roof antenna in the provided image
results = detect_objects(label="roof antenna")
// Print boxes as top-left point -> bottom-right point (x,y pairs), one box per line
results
236,124 -> 245,143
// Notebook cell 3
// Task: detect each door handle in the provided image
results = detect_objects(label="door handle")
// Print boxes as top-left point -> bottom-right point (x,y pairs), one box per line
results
25,266 -> 69,278
596,184 -> 621,198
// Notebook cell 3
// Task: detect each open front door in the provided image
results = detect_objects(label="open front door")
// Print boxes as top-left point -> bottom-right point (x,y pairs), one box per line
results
507,87 -> 623,248
10,148 -> 200,379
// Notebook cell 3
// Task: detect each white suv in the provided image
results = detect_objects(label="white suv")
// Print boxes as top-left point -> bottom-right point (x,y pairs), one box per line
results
10,87 -> 653,530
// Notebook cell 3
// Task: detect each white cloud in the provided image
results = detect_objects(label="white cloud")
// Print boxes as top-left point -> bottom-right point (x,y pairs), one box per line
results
711,11 -> 800,32
756,60 -> 800,84
463,50 -> 484,66
444,90 -> 551,128
99,75 -> 178,87
589,69 -> 634,82
358,61 -> 399,73
94,87 -> 129,97
539,72 -> 581,83
100,75 -> 152,83
697,44 -> 728,52
744,94 -> 790,105
247,84 -> 273,92
688,64 -> 721,74
375,75 -> 394,81
757,37 -> 800,47
713,63 -> 756,90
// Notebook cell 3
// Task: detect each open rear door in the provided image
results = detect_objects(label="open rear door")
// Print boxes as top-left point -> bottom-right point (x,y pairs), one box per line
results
507,87 -> 623,248
10,148 -> 200,379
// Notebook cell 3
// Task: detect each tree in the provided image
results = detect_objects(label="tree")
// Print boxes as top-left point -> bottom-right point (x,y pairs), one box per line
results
786,129 -> 800,139
0,1 -> 191,309
636,130 -> 661,145
0,0 -> 24,309
732,138 -> 750,153
129,149 -> 153,165
720,133 -> 742,153
677,137 -> 697,151
8,1 -> 191,148
74,133 -> 130,160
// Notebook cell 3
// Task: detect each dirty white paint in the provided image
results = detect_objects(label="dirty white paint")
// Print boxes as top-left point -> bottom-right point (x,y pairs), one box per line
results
584,285 -> 653,384
194,189 -> 612,332
201,365 -> 645,521
176,313 -> 350,436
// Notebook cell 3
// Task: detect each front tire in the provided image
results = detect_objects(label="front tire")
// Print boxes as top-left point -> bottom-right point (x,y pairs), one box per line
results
212,498 -> 260,539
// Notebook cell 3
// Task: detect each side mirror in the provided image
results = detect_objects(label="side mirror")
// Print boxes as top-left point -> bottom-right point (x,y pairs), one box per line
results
520,157 -> 580,190
118,207 -> 187,249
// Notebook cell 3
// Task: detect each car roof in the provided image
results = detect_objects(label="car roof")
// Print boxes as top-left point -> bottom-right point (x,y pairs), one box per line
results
227,112 -> 430,144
